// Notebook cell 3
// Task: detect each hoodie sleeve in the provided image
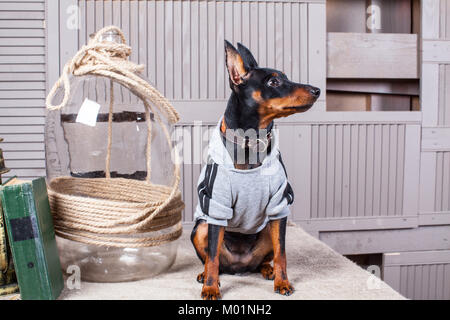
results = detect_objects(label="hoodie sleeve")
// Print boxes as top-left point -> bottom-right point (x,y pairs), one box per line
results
194,160 -> 233,227
266,155 -> 294,220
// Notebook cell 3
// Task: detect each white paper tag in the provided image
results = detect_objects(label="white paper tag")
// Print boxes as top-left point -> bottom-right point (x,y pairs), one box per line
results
76,98 -> 101,127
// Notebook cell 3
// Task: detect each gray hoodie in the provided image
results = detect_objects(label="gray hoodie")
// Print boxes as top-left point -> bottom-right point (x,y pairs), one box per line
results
193,118 -> 294,234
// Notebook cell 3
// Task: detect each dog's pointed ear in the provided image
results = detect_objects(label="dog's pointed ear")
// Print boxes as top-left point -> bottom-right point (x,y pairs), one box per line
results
225,40 -> 247,86
237,42 -> 258,70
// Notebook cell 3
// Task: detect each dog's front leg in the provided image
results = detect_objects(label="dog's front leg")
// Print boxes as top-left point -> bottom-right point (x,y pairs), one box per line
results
269,217 -> 294,296
201,224 -> 224,300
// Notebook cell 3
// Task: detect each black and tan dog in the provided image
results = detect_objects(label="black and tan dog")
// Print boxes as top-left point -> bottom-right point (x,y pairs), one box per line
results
191,41 -> 320,300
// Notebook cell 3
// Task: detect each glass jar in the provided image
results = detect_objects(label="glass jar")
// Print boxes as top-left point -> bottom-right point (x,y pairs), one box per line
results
45,29 -> 181,282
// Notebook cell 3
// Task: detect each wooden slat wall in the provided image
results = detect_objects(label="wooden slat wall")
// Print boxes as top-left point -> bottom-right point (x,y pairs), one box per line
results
75,0 -> 324,101
419,0 -> 450,225
434,152 -> 450,212
0,0 -> 46,180
310,123 -> 406,219
383,250 -> 450,300
437,64 -> 450,126
439,0 -> 450,39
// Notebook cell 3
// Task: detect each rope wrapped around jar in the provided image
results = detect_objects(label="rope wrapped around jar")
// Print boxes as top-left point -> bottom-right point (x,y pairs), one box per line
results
45,26 -> 184,248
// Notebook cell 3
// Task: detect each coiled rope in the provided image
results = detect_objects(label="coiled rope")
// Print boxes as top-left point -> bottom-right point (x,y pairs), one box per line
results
45,26 -> 184,247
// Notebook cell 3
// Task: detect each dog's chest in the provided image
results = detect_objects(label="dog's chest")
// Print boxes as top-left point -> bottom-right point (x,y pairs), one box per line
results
228,170 -> 273,210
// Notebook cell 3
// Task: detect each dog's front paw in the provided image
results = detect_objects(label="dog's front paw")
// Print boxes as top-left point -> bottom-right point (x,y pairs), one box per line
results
260,264 -> 275,280
201,284 -> 222,300
196,272 -> 205,284
274,279 -> 294,296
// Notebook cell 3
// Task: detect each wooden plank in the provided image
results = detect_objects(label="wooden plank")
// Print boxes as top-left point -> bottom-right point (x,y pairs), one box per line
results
349,125 -> 359,216
199,0 -> 208,99
147,0 -> 156,86
0,20 -> 43,28
395,125 -> 405,215
183,126 -> 194,222
422,0 -> 440,39
3,151 -> 44,160
0,116 -> 44,125
317,125 -> 327,218
0,46 -> 44,55
333,124 -> 343,217
402,125 -> 421,216
164,0 -> 174,99
423,40 -> 450,63
388,125 -> 398,215
341,124 -> 351,217
1,142 -> 44,151
216,0 -> 225,100
0,3 -> 44,11
0,12 -> 44,20
0,37 -> 44,46
365,124 -> 374,216
190,0 -> 199,100
325,125 -> 335,218
301,215 -> 418,232
310,125 -> 319,219
173,0 -> 182,100
422,127 -> 450,151
0,90 -> 45,99
327,33 -> 418,79
419,152 -> 437,213
384,250 -> 450,266
266,1 -> 275,68
308,3 -> 326,109
356,125 -> 367,216
442,153 -> 450,211
383,264 -> 401,293
0,55 -> 44,64
0,99 -> 44,107
435,152 -> 444,212
421,64 -> 440,126
294,125 -> 312,220
3,168 -> 46,178
372,124 -> 382,216
321,226 -> 450,255
0,70 -> 45,78
0,134 -> 43,143
0,82 -> 45,90
6,159 -> 45,168
0,64 -> 45,72
444,65 -> 450,125
208,0 -> 216,100
0,125 -> 43,134
0,29 -> 45,37
0,108 -> 44,116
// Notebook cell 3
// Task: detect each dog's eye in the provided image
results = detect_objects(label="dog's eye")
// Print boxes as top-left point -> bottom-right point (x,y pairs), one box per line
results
267,77 -> 282,88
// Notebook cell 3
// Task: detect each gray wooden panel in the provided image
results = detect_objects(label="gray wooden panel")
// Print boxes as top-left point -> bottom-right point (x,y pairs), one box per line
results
309,123 -> 407,219
383,250 -> 450,300
0,0 -> 45,180
419,1 -> 450,224
321,226 -> 450,255
75,0 -> 320,101
433,151 -> 450,213
327,33 -> 419,79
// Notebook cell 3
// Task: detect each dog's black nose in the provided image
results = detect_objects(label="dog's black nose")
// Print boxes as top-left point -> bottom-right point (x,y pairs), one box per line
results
309,86 -> 321,98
